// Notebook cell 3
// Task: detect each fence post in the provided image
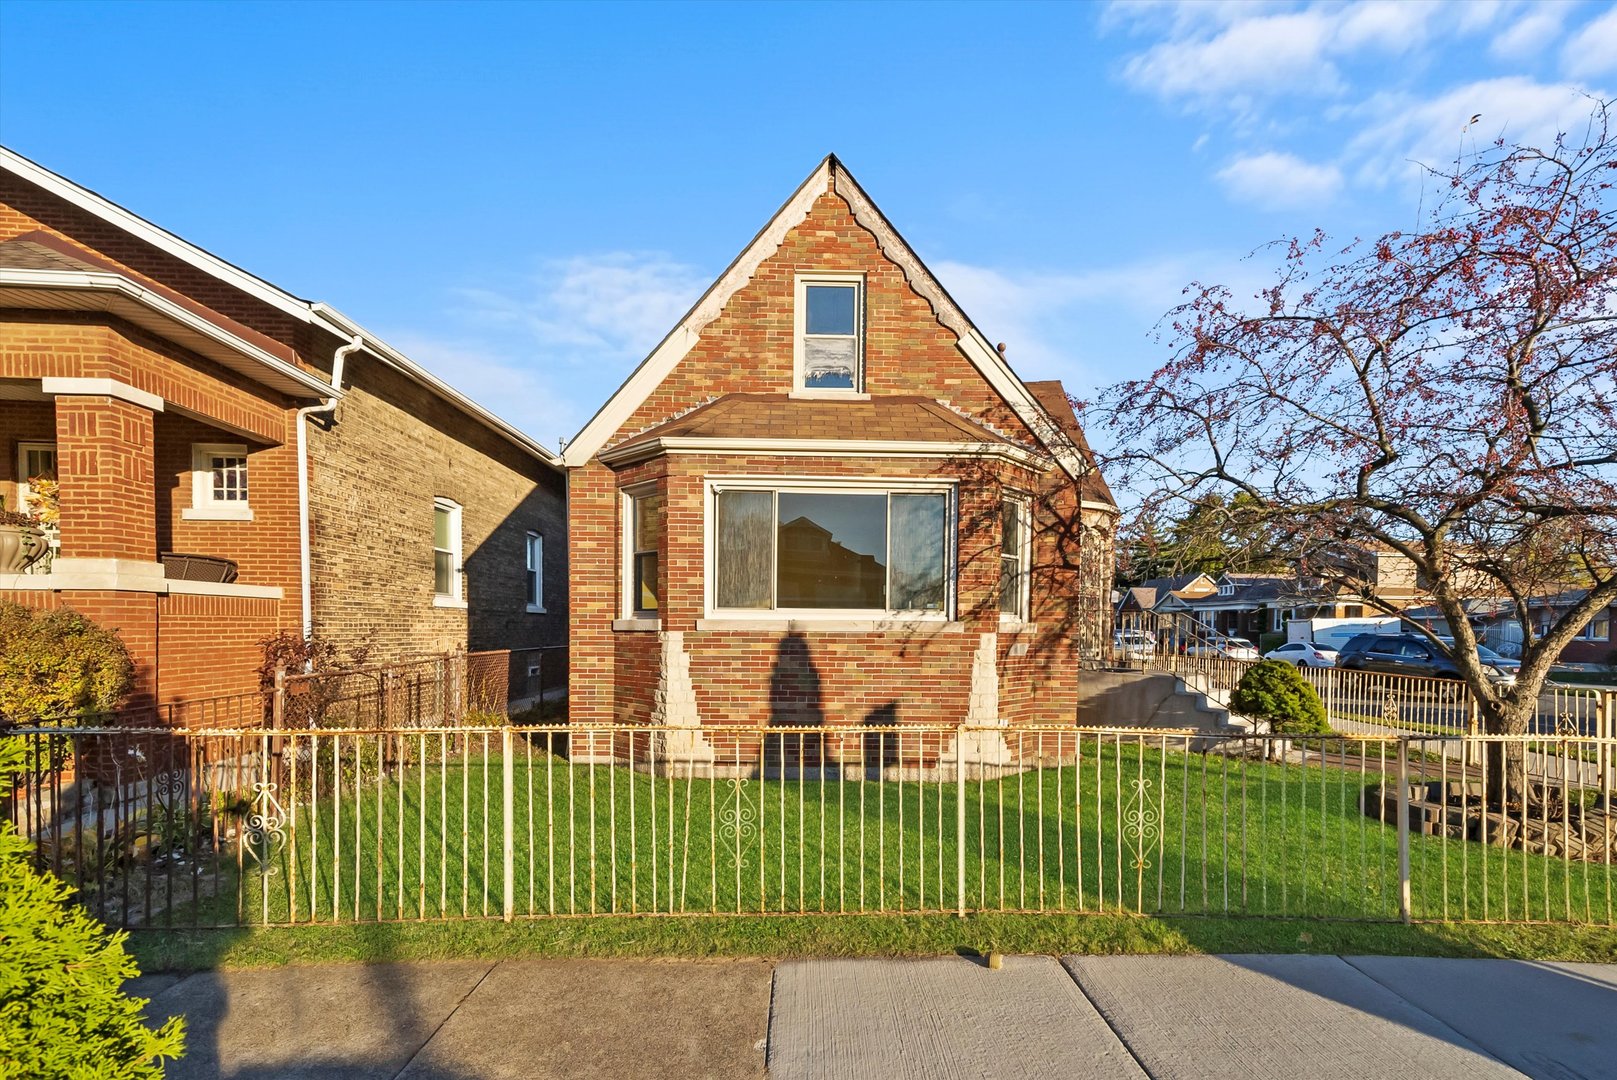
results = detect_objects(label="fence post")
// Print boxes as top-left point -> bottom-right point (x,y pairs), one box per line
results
502,724 -> 515,922
1396,739 -> 1412,923
955,725 -> 967,918
1601,691 -> 1614,813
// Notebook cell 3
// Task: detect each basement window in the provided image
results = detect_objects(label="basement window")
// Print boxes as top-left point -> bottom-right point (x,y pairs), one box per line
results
184,443 -> 253,521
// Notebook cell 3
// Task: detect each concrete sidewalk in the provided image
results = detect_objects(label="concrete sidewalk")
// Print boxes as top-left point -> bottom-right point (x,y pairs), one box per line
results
134,954 -> 1617,1079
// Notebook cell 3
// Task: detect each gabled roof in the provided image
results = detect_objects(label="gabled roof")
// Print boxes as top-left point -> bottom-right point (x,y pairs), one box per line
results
1024,380 -> 1114,507
560,155 -> 1110,494
0,145 -> 560,468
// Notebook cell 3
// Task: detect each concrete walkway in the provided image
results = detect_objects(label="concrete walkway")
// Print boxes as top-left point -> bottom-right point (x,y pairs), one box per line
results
134,955 -> 1617,1079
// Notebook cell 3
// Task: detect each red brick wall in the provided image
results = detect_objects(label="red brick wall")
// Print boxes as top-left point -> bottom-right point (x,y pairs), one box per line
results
566,179 -> 1094,733
54,394 -> 155,561
155,592 -> 278,706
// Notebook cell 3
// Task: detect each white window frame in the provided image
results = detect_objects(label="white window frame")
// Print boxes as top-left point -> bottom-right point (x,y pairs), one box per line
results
525,531 -> 545,613
792,273 -> 866,397
703,475 -> 956,622
14,440 -> 56,516
185,442 -> 253,521
432,497 -> 465,608
999,493 -> 1032,625
622,482 -> 663,620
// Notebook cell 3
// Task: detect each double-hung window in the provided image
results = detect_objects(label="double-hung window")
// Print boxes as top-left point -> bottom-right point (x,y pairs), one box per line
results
711,481 -> 952,617
627,489 -> 664,616
186,443 -> 252,520
1577,613 -> 1611,641
433,498 -> 463,605
525,531 -> 544,612
794,275 -> 863,393
999,496 -> 1030,621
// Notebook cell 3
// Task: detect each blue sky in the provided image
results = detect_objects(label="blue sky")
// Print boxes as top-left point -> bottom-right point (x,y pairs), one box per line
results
2,0 -> 1613,450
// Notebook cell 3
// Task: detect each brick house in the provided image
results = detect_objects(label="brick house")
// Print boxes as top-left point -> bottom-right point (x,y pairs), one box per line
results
561,156 -> 1116,771
0,147 -> 566,714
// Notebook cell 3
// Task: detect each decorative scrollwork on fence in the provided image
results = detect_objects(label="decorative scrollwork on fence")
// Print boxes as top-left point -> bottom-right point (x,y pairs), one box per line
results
1122,777 -> 1160,872
1382,691 -> 1402,727
242,781 -> 286,870
717,779 -> 757,858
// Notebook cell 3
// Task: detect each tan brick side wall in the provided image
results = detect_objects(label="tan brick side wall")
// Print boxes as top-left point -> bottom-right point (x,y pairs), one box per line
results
309,353 -> 566,661
1,314 -> 289,442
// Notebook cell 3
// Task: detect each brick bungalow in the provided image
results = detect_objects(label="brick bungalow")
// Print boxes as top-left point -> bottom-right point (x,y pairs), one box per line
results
0,147 -> 566,715
561,156 -> 1116,772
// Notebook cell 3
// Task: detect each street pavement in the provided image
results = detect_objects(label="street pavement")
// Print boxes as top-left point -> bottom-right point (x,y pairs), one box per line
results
133,953 -> 1617,1079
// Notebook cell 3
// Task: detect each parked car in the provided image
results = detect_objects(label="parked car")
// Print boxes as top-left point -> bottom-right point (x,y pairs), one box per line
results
1112,629 -> 1157,661
1186,636 -> 1260,661
1337,633 -> 1516,688
1263,641 -> 1339,668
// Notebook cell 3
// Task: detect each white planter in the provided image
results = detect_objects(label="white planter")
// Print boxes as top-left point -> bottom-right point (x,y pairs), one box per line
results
0,524 -> 45,574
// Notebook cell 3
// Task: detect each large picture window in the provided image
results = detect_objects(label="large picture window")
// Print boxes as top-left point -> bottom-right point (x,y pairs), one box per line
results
712,483 -> 951,615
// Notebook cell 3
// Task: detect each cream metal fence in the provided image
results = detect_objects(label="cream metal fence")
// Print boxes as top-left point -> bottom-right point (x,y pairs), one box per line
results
6,722 -> 1612,930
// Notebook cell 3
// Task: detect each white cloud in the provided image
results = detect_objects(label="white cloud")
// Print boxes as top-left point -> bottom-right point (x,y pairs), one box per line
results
384,333 -> 586,451
452,252 -> 707,364
1120,9 -> 1343,104
1216,151 -> 1344,207
1562,7 -> 1617,80
1346,77 -> 1604,186
384,252 -> 711,446
1335,0 -> 1438,54
1489,7 -> 1566,61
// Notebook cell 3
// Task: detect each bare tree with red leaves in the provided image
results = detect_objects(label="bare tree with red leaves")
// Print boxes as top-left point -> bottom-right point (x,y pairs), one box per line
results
1088,101 -> 1617,806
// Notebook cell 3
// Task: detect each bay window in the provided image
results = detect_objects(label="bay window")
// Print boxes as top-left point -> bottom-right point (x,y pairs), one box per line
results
710,481 -> 952,616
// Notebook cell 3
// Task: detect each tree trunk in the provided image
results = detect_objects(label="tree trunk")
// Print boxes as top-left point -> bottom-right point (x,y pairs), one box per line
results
1481,694 -> 1533,810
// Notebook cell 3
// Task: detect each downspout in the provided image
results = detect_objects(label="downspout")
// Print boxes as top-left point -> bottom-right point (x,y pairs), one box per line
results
298,334 -> 364,640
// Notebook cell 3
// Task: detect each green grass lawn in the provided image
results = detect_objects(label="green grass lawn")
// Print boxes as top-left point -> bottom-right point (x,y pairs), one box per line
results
158,733 -> 1612,934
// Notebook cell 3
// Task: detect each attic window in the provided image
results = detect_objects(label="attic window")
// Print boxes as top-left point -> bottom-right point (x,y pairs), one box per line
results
795,275 -> 863,393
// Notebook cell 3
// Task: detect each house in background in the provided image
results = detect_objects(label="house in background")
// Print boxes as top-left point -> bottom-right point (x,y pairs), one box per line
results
0,147 -> 566,714
561,155 -> 1116,772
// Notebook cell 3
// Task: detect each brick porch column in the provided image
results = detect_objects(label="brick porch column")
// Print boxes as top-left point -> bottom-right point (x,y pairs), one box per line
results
53,393 -> 158,563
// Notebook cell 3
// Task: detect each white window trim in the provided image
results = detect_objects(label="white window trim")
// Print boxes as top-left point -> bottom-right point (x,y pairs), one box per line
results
703,475 -> 957,622
525,530 -> 545,614
185,442 -> 253,521
432,497 -> 464,607
15,440 -> 55,515
792,273 -> 865,396
622,481 -> 662,620
999,493 -> 1032,626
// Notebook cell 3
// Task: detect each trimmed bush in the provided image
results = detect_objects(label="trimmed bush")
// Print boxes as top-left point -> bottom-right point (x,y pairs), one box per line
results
0,602 -> 133,723
0,738 -> 185,1077
1232,659 -> 1331,735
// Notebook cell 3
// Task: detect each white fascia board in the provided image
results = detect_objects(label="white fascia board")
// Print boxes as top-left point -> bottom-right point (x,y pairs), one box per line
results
309,303 -> 562,469
562,159 -> 835,467
598,436 -> 1049,470
0,146 -> 319,326
1,267 -> 336,399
